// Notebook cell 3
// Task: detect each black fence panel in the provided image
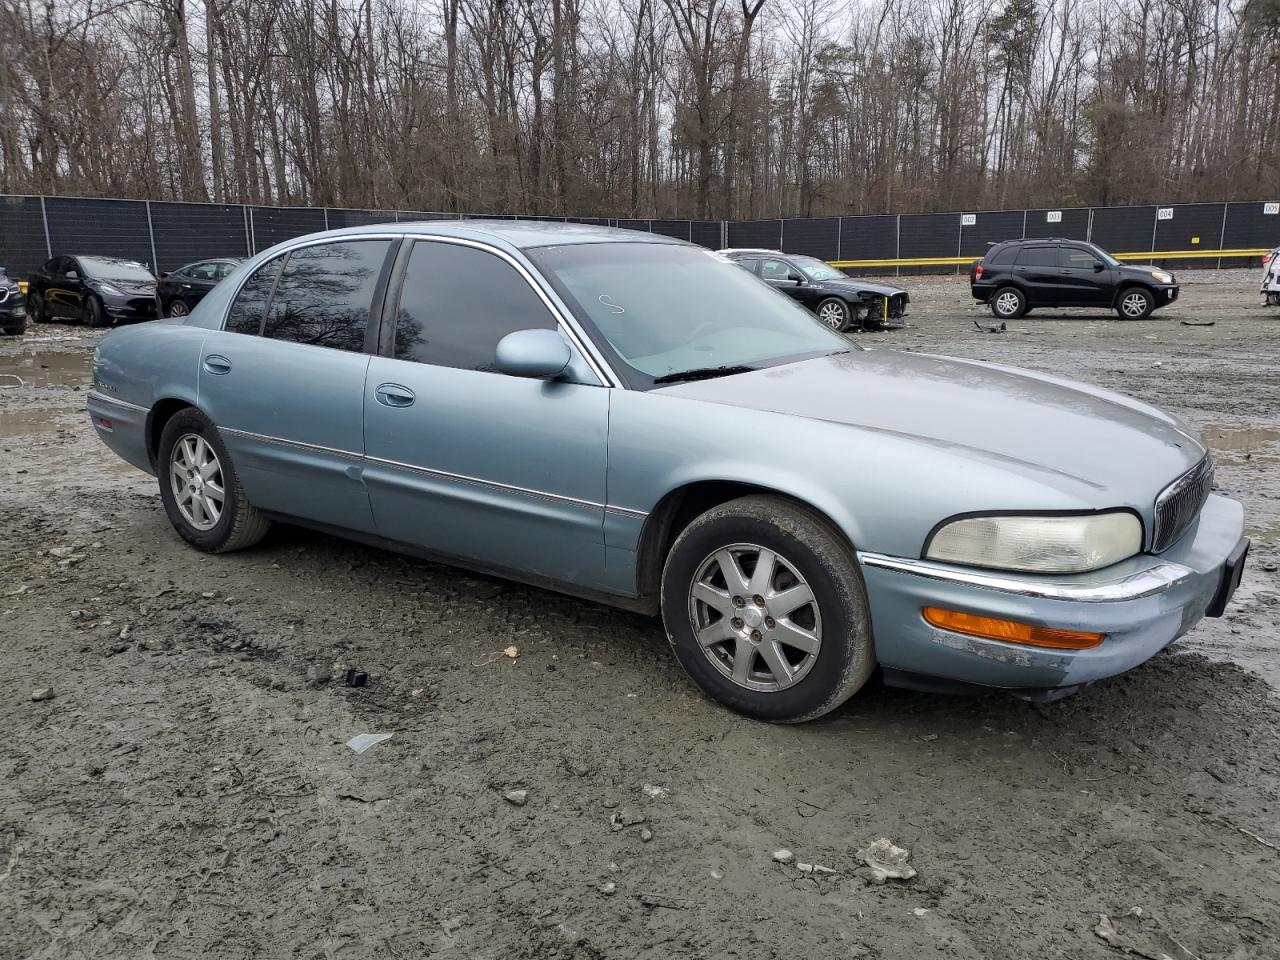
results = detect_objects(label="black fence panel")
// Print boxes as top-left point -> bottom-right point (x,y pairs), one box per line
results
899,213 -> 960,263
614,218 -> 650,233
1090,205 -> 1155,253
650,219 -> 692,241
149,202 -> 248,273
782,217 -> 838,260
0,196 -> 49,276
398,211 -> 461,222
726,219 -> 781,250
959,209 -> 1025,257
838,215 -> 897,262
1024,207 -> 1089,240
326,207 -> 398,229
248,206 -> 328,253
1223,202 -> 1279,249
1154,203 -> 1225,252
45,197 -> 154,268
689,221 -> 721,248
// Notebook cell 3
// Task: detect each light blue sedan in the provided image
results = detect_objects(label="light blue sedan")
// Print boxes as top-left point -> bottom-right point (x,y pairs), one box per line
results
87,221 -> 1249,721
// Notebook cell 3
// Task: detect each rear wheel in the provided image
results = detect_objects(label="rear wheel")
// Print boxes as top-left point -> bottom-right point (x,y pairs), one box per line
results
1116,287 -> 1153,320
990,286 -> 1027,319
815,297 -> 852,332
661,495 -> 875,723
82,295 -> 109,328
157,408 -> 271,553
167,299 -> 189,318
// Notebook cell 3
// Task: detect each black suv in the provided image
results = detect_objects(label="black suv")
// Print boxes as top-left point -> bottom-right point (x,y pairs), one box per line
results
970,239 -> 1179,320
0,268 -> 26,335
720,248 -> 909,331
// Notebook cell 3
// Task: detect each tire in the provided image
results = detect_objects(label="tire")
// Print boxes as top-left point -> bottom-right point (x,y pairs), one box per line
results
167,298 -> 189,318
1116,287 -> 1154,320
82,295 -> 109,328
990,286 -> 1027,319
660,494 -> 875,723
157,407 -> 271,553
28,293 -> 47,324
815,297 -> 852,332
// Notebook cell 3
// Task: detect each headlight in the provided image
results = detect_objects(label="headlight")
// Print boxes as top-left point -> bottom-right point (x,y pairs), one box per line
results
97,281 -> 123,296
925,512 -> 1142,574
1150,270 -> 1173,284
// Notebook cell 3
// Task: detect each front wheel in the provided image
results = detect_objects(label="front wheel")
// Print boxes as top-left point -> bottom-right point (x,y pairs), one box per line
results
167,298 -> 189,318
1117,287 -> 1154,319
28,293 -> 47,324
157,408 -> 271,553
82,295 -> 109,328
661,495 -> 875,723
990,286 -> 1027,319
815,297 -> 852,332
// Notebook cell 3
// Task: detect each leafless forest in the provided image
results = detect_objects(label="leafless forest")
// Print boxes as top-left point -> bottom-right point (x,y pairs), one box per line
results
0,0 -> 1277,220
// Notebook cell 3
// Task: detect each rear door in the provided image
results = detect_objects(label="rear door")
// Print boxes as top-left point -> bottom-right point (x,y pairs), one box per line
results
1056,245 -> 1112,306
1012,244 -> 1060,305
362,238 -> 611,587
198,237 -> 397,534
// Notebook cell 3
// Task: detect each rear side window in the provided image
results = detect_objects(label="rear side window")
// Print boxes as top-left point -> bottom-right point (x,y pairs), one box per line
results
1016,246 -> 1058,267
988,246 -> 1016,265
393,241 -> 555,372
225,254 -> 284,335
261,240 -> 392,352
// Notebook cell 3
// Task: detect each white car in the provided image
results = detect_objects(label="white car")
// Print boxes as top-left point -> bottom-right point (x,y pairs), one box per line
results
1262,247 -> 1280,305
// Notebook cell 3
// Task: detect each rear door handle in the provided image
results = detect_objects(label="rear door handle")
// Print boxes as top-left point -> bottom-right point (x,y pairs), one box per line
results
203,355 -> 232,375
375,383 -> 415,408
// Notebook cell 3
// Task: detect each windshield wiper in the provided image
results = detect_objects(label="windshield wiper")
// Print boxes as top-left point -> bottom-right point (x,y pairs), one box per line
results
652,364 -> 756,385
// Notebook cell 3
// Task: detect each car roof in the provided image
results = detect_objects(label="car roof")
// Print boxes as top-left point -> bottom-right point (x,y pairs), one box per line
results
294,219 -> 689,251
718,247 -> 783,256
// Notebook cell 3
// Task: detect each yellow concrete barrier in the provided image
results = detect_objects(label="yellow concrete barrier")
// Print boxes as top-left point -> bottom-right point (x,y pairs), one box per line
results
829,248 -> 1271,269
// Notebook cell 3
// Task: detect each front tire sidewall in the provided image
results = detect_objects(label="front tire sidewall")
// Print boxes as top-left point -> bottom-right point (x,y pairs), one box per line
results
661,497 -> 874,722
158,410 -> 247,552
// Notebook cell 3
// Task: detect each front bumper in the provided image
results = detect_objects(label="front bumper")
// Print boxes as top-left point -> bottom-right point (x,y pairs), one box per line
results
859,493 -> 1245,693
102,295 -> 160,322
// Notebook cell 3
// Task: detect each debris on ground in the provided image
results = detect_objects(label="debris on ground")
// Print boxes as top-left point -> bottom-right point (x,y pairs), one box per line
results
346,732 -> 394,754
30,687 -> 53,702
974,319 -> 1006,333
599,881 -> 616,896
641,783 -> 667,799
503,646 -> 518,658
344,668 -> 368,687
1094,907 -> 1200,960
609,808 -> 647,831
772,849 -> 794,864
858,838 -> 917,883
504,789 -> 529,806
639,827 -> 653,842
1181,319 -> 1215,326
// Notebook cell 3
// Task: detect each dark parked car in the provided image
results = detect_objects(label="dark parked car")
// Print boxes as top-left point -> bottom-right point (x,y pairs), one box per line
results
0,268 -> 26,335
27,255 -> 159,327
720,248 -> 909,331
157,258 -> 242,318
970,239 -> 1179,320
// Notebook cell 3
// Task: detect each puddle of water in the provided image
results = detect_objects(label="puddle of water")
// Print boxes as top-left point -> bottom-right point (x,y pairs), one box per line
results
0,407 -> 81,438
1200,425 -> 1280,459
0,352 -> 93,389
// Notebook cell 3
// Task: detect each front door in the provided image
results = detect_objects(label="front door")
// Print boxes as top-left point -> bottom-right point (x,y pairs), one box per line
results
198,238 -> 397,534
362,238 -> 610,588
759,257 -> 815,309
1056,246 -> 1113,305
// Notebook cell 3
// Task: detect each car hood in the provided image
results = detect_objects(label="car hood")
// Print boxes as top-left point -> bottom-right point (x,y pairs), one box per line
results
655,350 -> 1204,496
1117,263 -> 1175,282
823,277 -> 906,297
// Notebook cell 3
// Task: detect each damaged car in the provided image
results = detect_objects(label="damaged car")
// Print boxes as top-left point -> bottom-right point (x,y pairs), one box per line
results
720,248 -> 909,331
87,221 -> 1247,722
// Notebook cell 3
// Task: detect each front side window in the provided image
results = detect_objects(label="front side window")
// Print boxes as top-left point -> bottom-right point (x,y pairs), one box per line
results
528,242 -> 849,387
188,262 -> 220,281
790,255 -> 844,281
225,254 -> 284,335
1060,247 -> 1100,269
759,258 -> 794,282
393,241 -> 556,372
1017,246 -> 1058,267
213,262 -> 238,280
261,240 -> 391,352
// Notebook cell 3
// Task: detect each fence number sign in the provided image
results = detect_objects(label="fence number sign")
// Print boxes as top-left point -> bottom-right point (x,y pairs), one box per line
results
1265,202 -> 1279,215
960,214 -> 976,226
1157,207 -> 1174,220
1046,211 -> 1062,223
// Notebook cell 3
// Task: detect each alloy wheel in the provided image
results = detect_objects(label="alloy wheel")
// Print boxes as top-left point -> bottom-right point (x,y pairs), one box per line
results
995,292 -> 1020,316
1121,292 -> 1148,317
168,300 -> 189,317
170,433 -> 225,531
688,543 -> 823,692
818,301 -> 846,329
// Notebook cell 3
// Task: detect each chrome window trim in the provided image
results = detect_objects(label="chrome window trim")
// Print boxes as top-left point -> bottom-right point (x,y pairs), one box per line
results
858,551 -> 1192,602
217,426 -> 647,518
218,230 -> 619,388
87,390 -> 150,414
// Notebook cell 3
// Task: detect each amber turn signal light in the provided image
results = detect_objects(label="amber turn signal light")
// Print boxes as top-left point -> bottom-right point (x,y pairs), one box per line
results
922,607 -> 1105,650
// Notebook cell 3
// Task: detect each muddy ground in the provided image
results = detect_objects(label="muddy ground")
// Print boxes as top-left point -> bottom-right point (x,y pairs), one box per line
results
1,270 -> 1278,960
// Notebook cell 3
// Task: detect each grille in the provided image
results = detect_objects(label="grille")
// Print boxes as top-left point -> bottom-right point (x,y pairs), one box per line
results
1152,455 -> 1213,552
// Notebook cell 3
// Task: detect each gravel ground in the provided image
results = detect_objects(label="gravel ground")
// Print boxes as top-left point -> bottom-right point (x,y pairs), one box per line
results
1,269 -> 1278,960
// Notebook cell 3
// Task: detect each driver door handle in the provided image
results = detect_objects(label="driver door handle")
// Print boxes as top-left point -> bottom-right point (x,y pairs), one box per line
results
375,383 -> 415,408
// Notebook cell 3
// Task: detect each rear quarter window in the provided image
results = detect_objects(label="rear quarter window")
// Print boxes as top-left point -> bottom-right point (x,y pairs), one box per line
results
988,246 -> 1017,265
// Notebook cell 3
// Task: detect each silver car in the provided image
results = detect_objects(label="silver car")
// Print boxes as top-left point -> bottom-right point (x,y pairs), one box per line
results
88,222 -> 1249,721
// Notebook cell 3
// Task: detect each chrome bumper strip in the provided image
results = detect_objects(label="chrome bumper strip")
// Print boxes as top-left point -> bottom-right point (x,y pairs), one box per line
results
857,551 -> 1192,602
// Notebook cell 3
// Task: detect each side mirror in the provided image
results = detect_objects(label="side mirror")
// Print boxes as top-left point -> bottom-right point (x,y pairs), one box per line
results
789,272 -> 805,284
1092,262 -> 1105,272
495,328 -> 571,380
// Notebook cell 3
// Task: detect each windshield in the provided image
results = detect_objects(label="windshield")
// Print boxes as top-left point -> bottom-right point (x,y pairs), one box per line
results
791,255 -> 846,281
79,257 -> 154,281
1087,244 -> 1121,267
528,243 -> 849,387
